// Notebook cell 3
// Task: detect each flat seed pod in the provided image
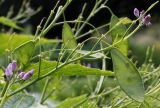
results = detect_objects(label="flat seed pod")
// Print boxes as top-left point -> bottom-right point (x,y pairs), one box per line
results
110,48 -> 145,102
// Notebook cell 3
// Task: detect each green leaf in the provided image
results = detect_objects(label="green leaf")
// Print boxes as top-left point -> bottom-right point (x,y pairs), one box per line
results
77,100 -> 98,108
0,33 -> 60,54
0,17 -> 22,30
0,33 -> 60,67
3,94 -> 35,108
110,48 -> 145,102
56,94 -> 87,108
13,40 -> 35,67
25,60 -> 114,77
109,14 -> 128,56
62,22 -> 77,50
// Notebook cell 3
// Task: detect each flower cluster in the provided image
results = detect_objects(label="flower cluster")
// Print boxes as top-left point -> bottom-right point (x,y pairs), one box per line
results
133,8 -> 151,26
4,60 -> 34,81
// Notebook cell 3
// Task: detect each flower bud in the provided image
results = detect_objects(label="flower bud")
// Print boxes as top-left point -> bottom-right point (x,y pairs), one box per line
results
22,69 -> 34,80
19,72 -> 25,78
5,63 -> 13,77
12,60 -> 17,71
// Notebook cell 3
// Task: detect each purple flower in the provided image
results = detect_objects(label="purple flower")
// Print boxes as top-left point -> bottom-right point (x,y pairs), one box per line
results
143,14 -> 151,26
5,60 -> 17,80
4,60 -> 34,81
133,8 -> 152,26
134,8 -> 139,17
5,63 -> 13,77
22,69 -> 34,80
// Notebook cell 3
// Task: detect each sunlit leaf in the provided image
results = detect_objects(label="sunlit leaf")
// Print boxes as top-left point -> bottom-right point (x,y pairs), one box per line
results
25,60 -> 114,77
62,22 -> 77,52
119,17 -> 132,24
0,33 -> 60,54
0,33 -> 60,67
111,48 -> 145,102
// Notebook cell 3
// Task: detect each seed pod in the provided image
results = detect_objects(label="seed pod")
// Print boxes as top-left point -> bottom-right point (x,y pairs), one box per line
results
110,48 -> 145,102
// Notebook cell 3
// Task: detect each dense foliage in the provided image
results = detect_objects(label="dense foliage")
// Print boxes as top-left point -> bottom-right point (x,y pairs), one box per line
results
0,0 -> 159,108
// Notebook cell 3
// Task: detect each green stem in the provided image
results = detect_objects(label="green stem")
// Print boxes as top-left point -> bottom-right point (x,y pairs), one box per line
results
41,0 -> 60,32
53,20 -> 100,37
64,44 -> 81,63
90,86 -> 120,99
38,38 -> 42,78
40,0 -> 72,37
40,77 -> 50,104
77,23 -> 110,40
41,87 -> 55,103
124,24 -> 142,40
75,0 -> 103,37
73,3 -> 87,32
0,82 -> 12,108
1,81 -> 9,97
94,43 -> 106,94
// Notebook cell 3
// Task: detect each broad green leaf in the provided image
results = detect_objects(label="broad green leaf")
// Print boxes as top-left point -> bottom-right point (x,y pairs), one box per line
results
25,60 -> 114,77
0,17 -> 22,30
111,48 -> 145,102
3,94 -> 35,108
109,14 -> 128,56
62,22 -> 77,50
0,33 -> 60,54
0,33 -> 60,67
56,94 -> 87,108
0,34 -> 33,55
13,40 -> 35,67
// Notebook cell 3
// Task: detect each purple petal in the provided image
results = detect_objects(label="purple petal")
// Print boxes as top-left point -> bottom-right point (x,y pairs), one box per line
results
134,8 -> 139,17
143,14 -> 151,24
22,69 -> 34,80
5,63 -> 13,77
19,72 -> 25,78
12,60 -> 17,71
